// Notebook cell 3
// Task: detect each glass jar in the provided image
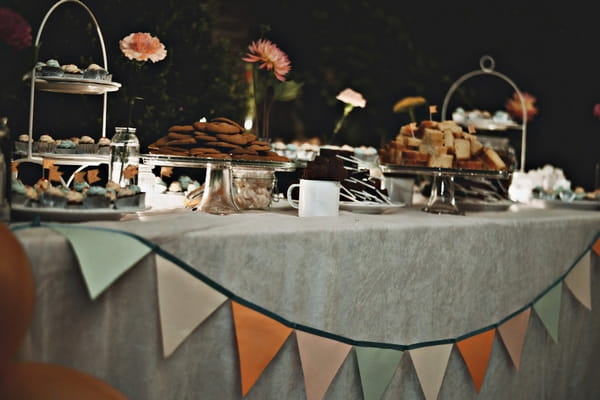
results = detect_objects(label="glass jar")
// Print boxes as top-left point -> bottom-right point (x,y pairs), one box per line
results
109,127 -> 140,187
231,168 -> 277,210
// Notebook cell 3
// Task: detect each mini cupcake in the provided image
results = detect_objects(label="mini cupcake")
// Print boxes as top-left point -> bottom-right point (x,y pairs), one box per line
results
61,64 -> 83,78
66,190 -> 84,209
14,134 -> 31,154
33,178 -> 50,194
11,178 -> 29,205
105,180 -> 121,192
97,137 -> 111,155
40,185 -> 68,208
25,186 -> 39,206
83,63 -> 108,80
72,181 -> 90,193
83,185 -> 111,208
178,175 -> 194,191
55,139 -> 77,154
76,135 -> 97,154
34,62 -> 46,76
168,181 -> 182,193
41,59 -> 64,77
114,184 -> 145,209
33,134 -> 56,153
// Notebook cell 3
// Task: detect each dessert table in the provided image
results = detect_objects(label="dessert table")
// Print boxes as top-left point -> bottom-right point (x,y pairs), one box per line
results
12,204 -> 600,399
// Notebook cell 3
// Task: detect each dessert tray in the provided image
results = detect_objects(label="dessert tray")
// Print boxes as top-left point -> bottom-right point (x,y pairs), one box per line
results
34,75 -> 121,95
339,201 -> 405,214
11,204 -> 148,222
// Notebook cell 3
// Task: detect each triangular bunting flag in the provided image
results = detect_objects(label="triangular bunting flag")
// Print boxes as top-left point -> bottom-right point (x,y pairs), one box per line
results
231,301 -> 292,397
355,346 -> 403,400
498,309 -> 531,370
155,254 -> 228,357
533,283 -> 562,343
52,226 -> 151,299
456,329 -> 496,392
296,331 -> 352,400
592,237 -> 600,256
565,253 -> 592,310
409,343 -> 452,400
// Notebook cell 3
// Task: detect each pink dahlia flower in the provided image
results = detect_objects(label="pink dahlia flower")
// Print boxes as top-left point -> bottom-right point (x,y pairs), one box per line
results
593,103 -> 600,119
119,32 -> 167,63
242,39 -> 291,82
0,8 -> 32,50
505,91 -> 538,122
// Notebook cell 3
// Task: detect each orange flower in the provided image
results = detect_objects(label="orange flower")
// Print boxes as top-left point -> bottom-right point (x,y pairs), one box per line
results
119,32 -> 167,63
242,39 -> 291,82
505,91 -> 538,122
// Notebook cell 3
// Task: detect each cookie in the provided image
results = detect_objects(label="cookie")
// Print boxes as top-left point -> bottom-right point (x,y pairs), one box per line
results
246,144 -> 271,152
216,133 -> 247,146
151,147 -> 190,156
193,121 -> 208,131
250,140 -> 270,147
230,147 -> 258,155
193,131 -> 218,142
168,131 -> 194,140
166,137 -> 197,146
168,125 -> 194,133
242,132 -> 257,142
189,147 -> 221,155
210,117 -> 244,131
205,121 -> 242,135
148,136 -> 170,149
206,141 -> 242,149
198,153 -> 232,160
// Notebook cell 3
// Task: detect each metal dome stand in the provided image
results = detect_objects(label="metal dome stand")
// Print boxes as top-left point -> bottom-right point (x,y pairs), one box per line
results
26,0 -> 113,162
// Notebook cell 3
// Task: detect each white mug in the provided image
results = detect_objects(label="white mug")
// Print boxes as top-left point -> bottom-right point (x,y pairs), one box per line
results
287,179 -> 340,217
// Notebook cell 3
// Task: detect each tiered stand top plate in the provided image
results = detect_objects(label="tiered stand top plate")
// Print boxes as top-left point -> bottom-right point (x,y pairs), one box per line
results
379,163 -> 512,179
34,75 -> 121,95
141,154 -> 297,171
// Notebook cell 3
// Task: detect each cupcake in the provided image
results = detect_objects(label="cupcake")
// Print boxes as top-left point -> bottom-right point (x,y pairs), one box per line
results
97,137 -> 111,155
83,185 -> 111,208
114,184 -> 145,209
11,178 -> 29,205
72,181 -> 90,193
76,135 -> 97,154
61,64 -> 83,78
105,180 -> 121,192
40,59 -> 64,77
168,181 -> 182,193
83,63 -> 108,80
33,134 -> 56,153
178,175 -> 194,191
55,139 -> 77,153
14,134 -> 31,154
66,190 -> 84,209
33,178 -> 50,194
40,185 -> 67,208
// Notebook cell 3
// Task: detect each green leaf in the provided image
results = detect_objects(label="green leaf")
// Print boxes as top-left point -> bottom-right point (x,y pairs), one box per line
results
273,80 -> 304,102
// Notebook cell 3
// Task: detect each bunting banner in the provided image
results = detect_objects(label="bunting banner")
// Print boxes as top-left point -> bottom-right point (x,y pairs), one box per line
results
409,343 -> 453,400
355,346 -> 403,400
10,223 -> 600,400
533,283 -> 562,343
497,308 -> 531,370
564,252 -> 592,310
51,226 -> 151,299
456,328 -> 496,393
231,301 -> 292,397
296,331 -> 352,400
155,254 -> 228,357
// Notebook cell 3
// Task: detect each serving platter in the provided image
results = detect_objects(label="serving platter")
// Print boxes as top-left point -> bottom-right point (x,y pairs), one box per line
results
340,201 -> 405,214
531,198 -> 600,211
455,199 -> 515,212
34,76 -> 121,95
11,204 -> 148,222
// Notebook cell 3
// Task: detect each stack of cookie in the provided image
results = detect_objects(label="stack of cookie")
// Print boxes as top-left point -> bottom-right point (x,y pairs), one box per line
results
148,117 -> 290,162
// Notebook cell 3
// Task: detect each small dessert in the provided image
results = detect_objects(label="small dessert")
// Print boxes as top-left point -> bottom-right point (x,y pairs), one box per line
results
302,149 -> 349,181
72,181 -> 89,193
76,135 -> 97,153
105,180 -> 121,192
33,134 -> 56,153
41,59 -> 64,77
40,185 -> 67,208
33,178 -> 50,194
83,63 -> 108,80
168,181 -> 182,193
97,137 -> 111,154
14,134 -> 31,154
114,184 -> 144,209
55,139 -> 77,153
83,185 -> 111,208
61,64 -> 82,77
66,190 -> 84,208
178,175 -> 194,191
11,178 -> 29,205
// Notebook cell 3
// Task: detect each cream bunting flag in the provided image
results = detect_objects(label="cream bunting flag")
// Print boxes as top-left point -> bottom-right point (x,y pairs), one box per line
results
155,254 -> 228,357
564,252 -> 592,310
533,283 -> 562,343
296,331 -> 352,400
355,346 -> 403,400
498,308 -> 531,370
409,343 -> 453,400
52,226 -> 151,299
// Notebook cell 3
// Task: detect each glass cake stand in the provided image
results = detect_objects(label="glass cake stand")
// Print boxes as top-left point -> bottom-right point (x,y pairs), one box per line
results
141,154 -> 296,215
380,164 -> 512,215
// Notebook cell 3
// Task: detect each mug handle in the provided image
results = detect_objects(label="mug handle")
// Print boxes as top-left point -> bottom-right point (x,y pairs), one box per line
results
286,183 -> 300,209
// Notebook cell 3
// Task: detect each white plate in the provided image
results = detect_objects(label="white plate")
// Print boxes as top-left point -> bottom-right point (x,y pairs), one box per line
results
35,76 -> 121,95
340,201 -> 405,214
456,200 -> 515,212
11,204 -> 147,222
533,199 -> 600,211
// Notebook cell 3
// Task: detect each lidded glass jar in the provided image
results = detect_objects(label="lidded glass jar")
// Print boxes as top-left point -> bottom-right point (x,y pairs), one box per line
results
231,168 -> 277,210
109,127 -> 140,187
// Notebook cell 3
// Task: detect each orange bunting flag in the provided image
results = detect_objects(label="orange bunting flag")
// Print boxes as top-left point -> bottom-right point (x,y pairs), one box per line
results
87,169 -> 102,184
296,331 -> 352,400
73,171 -> 87,184
42,159 -> 55,169
48,165 -> 63,183
592,237 -> 600,256
160,166 -> 173,178
456,328 -> 496,393
429,105 -> 437,114
467,125 -> 476,134
231,301 -> 293,397
498,309 -> 531,370
123,165 -> 139,180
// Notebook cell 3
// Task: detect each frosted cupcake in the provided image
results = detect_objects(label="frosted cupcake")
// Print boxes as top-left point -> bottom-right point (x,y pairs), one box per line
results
83,63 -> 108,80
66,190 -> 84,209
61,63 -> 83,78
40,185 -> 67,208
40,59 -> 64,77
114,184 -> 145,209
83,185 -> 111,208
33,134 -> 56,153
11,178 -> 29,205
76,135 -> 97,153
14,134 -> 31,154
97,137 -> 111,155
72,181 -> 89,193
55,139 -> 77,154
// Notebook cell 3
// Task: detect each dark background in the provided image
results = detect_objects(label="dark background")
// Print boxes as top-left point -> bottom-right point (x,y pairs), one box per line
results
2,1 -> 599,189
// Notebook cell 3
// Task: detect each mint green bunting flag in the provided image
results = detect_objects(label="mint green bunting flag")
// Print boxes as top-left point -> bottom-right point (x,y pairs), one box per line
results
533,283 -> 562,343
356,347 -> 403,400
53,226 -> 151,299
